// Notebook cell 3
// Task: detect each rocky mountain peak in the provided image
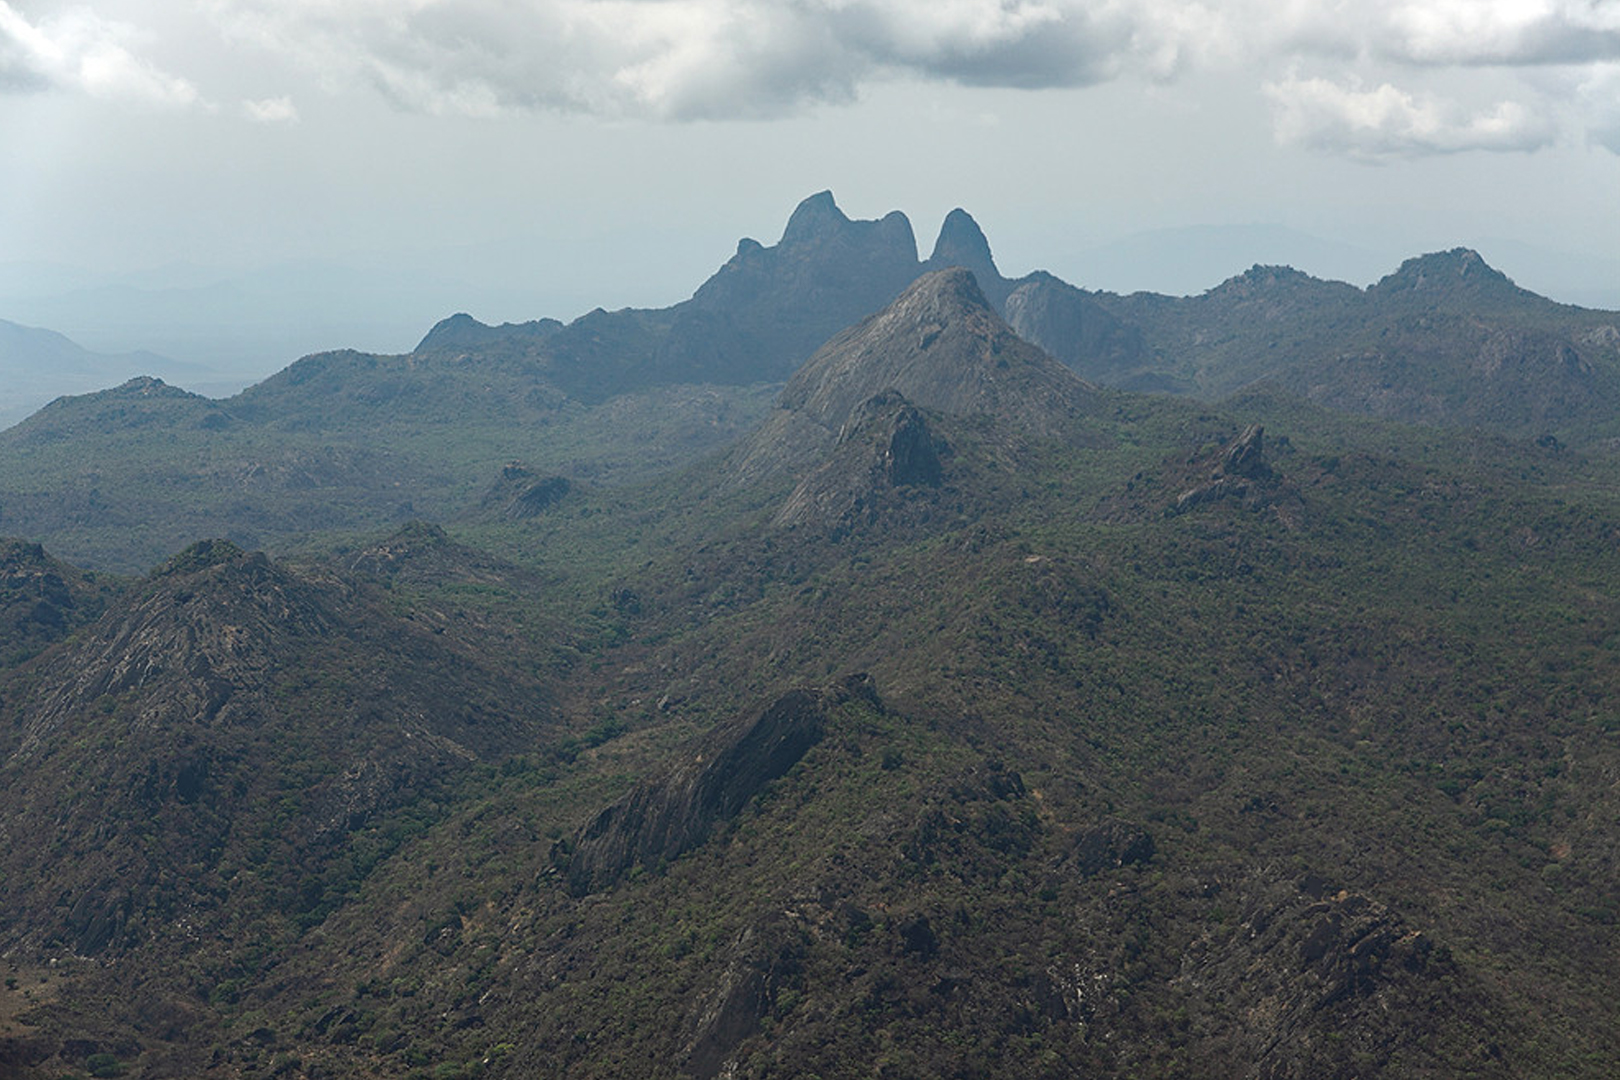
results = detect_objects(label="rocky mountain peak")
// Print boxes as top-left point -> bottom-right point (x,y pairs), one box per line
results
0,537 -> 112,666
1372,248 -> 1515,297
777,267 -> 1095,436
928,208 -> 997,276
1209,264 -> 1319,297
772,190 -> 916,257
99,375 -> 199,401
780,190 -> 850,245
414,312 -> 563,354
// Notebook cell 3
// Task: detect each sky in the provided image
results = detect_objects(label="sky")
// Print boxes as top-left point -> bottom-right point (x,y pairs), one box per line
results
1,0 -> 1617,379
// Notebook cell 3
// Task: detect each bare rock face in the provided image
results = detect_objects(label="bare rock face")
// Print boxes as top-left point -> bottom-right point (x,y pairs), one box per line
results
680,917 -> 809,1078
779,267 -> 1096,437
1220,422 -> 1270,480
923,207 -> 1013,309
480,462 -> 572,520
666,190 -> 923,383
1003,273 -> 1148,381
1172,424 -> 1290,515
867,393 -> 945,488
1065,819 -> 1156,878
561,682 -> 870,896
773,391 -> 947,532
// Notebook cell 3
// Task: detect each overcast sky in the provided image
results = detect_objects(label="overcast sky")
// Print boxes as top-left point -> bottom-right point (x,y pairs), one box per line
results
1,1 -> 1617,369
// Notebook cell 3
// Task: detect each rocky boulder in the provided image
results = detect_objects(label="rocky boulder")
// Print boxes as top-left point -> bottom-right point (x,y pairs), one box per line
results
480,462 -> 572,520
562,683 -> 865,895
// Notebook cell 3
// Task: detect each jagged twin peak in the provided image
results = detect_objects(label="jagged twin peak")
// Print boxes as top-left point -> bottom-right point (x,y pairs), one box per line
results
773,189 -> 999,274
779,266 -> 1097,437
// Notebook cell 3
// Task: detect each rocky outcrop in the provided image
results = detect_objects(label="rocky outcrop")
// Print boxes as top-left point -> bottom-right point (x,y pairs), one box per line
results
1065,819 -> 1156,878
480,462 -> 572,520
680,917 -> 809,1078
1221,422 -> 1271,480
561,682 -> 872,895
1003,272 -> 1148,381
1178,874 -> 1469,1079
1172,424 -> 1283,514
0,537 -> 113,668
924,207 -> 1013,309
779,268 -> 1097,437
772,392 -> 946,532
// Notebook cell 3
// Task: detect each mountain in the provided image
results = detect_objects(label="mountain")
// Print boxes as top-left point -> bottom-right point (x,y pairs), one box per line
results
0,537 -> 117,667
727,266 -> 1098,504
1077,251 -> 1620,440
9,193 -> 1618,576
0,534 -> 557,941
2,215 -> 1620,1078
722,268 -> 1101,541
398,199 -> 1620,447
777,267 -> 1094,434
412,190 -> 925,400
0,365 -> 775,572
1001,272 -> 1151,387
0,319 -> 202,430
0,531 -> 566,1072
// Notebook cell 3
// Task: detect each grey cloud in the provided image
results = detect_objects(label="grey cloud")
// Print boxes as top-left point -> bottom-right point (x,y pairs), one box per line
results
212,0 -> 1185,120
197,0 -> 1620,154
1265,74 -> 1559,158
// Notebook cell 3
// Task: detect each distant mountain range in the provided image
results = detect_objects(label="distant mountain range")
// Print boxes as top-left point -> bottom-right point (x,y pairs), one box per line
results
2,191 -> 1616,575
0,320 -> 217,429
419,191 -> 1620,438
3,210 -> 1619,1077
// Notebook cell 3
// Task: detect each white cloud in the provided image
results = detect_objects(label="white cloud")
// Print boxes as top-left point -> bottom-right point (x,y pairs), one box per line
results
10,0 -> 1613,153
1265,73 -> 1558,157
207,0 -> 1212,120
242,94 -> 298,123
1246,1 -> 1620,156
1377,0 -> 1620,66
0,1 -> 199,107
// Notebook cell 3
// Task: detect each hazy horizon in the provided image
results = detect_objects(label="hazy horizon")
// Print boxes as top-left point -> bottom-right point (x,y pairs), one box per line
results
4,1 -> 1618,399
3,208 -> 1616,389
